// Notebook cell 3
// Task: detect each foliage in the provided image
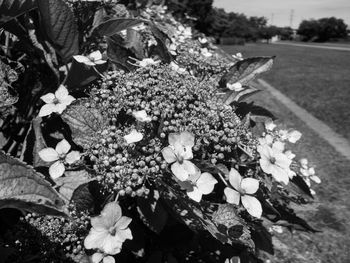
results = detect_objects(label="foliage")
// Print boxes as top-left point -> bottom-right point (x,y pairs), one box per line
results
297,17 -> 348,42
0,2 -> 321,263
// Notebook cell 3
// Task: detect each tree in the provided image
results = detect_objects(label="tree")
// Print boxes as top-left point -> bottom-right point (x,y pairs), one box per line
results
297,17 -> 348,42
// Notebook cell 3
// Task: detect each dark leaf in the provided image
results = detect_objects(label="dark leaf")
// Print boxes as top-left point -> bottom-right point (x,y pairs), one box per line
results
93,17 -> 144,37
37,0 -> 79,62
55,169 -> 94,202
235,102 -> 276,120
125,29 -> 145,59
154,176 -> 254,251
219,56 -> 274,88
0,0 -> 37,25
20,117 -> 47,167
148,23 -> 172,63
107,35 -> 136,71
249,222 -> 274,254
137,189 -> 168,233
290,174 -> 314,198
0,151 -> 67,216
61,99 -> 108,149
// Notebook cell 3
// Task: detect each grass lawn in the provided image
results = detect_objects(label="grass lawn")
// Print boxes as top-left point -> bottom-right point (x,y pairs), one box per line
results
220,44 -> 350,262
221,44 -> 350,141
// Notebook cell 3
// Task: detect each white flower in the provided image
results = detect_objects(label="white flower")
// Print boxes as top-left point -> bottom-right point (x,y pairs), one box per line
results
169,43 -> 177,55
198,37 -> 208,44
224,168 -> 262,218
161,131 -> 197,181
169,62 -> 186,74
138,58 -> 160,67
257,144 -> 292,184
39,85 -> 75,117
265,119 -> 276,131
232,52 -> 243,60
132,23 -> 146,31
200,48 -> 212,57
185,172 -> 217,202
287,130 -> 302,143
84,202 -> 132,256
38,139 -> 80,179
227,82 -> 243,92
132,110 -> 152,122
73,51 -> 106,66
91,252 -> 115,263
284,150 -> 296,160
124,130 -> 143,144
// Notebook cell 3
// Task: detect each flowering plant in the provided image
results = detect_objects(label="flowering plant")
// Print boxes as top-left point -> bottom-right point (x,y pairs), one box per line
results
0,1 -> 320,263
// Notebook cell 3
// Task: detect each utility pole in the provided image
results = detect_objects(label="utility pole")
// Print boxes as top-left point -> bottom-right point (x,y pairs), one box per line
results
289,9 -> 294,28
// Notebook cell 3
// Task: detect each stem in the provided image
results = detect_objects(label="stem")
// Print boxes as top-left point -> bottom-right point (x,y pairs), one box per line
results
114,192 -> 120,203
93,66 -> 106,79
218,172 -> 228,187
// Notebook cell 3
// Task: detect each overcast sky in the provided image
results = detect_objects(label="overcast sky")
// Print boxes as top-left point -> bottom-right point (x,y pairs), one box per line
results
213,0 -> 350,28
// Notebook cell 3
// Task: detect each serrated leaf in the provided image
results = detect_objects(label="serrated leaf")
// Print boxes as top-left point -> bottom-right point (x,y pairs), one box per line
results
92,18 -> 145,37
154,176 -> 254,251
0,85 -> 18,107
0,0 -> 37,25
219,57 -> 274,88
0,151 -> 67,216
55,169 -> 94,202
137,189 -> 168,233
61,99 -> 107,149
37,0 -> 79,62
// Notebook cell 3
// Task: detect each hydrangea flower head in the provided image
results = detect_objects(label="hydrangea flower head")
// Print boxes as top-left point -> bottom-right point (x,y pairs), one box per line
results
38,139 -> 80,179
162,131 -> 197,181
224,168 -> 262,218
39,85 -> 75,117
84,202 -> 132,255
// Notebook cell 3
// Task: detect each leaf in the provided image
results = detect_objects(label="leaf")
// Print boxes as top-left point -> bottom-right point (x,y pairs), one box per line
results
219,57 -> 275,88
125,29 -> 145,59
37,0 -> 79,62
20,117 -> 48,167
55,169 -> 94,201
107,35 -> 137,71
137,189 -> 168,233
290,174 -> 314,198
0,151 -> 67,216
0,132 -> 6,149
148,23 -> 172,63
0,0 -> 37,25
0,85 -> 18,108
92,18 -> 145,37
154,176 -> 254,251
61,99 -> 108,149
249,222 -> 274,254
235,102 -> 276,120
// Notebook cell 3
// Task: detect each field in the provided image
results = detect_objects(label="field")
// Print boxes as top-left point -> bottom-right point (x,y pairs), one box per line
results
222,44 -> 350,263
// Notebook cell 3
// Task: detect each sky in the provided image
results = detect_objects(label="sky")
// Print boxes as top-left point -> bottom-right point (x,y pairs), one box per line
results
213,0 -> 350,28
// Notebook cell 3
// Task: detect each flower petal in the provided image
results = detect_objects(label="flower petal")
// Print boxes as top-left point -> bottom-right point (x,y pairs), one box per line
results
103,256 -> 115,263
171,162 -> 190,181
89,51 -> 102,61
114,216 -> 132,230
288,130 -> 302,143
115,228 -> 133,242
73,55 -> 91,63
60,95 -> 75,106
187,187 -> 203,202
49,161 -> 65,179
38,147 -> 59,162
310,175 -> 321,184
270,165 -> 290,184
55,85 -> 69,102
124,130 -> 143,144
228,168 -> 242,190
224,187 -> 240,205
196,172 -> 217,195
241,195 -> 262,218
38,104 -> 55,117
84,228 -> 108,250
40,93 -> 55,104
92,252 -> 104,263
241,178 -> 259,194
168,132 -> 181,146
161,147 -> 177,163
98,202 -> 122,228
102,234 -> 123,255
272,141 -> 285,152
55,139 -> 71,155
95,60 -> 107,65
65,151 -> 80,164
179,131 -> 195,148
